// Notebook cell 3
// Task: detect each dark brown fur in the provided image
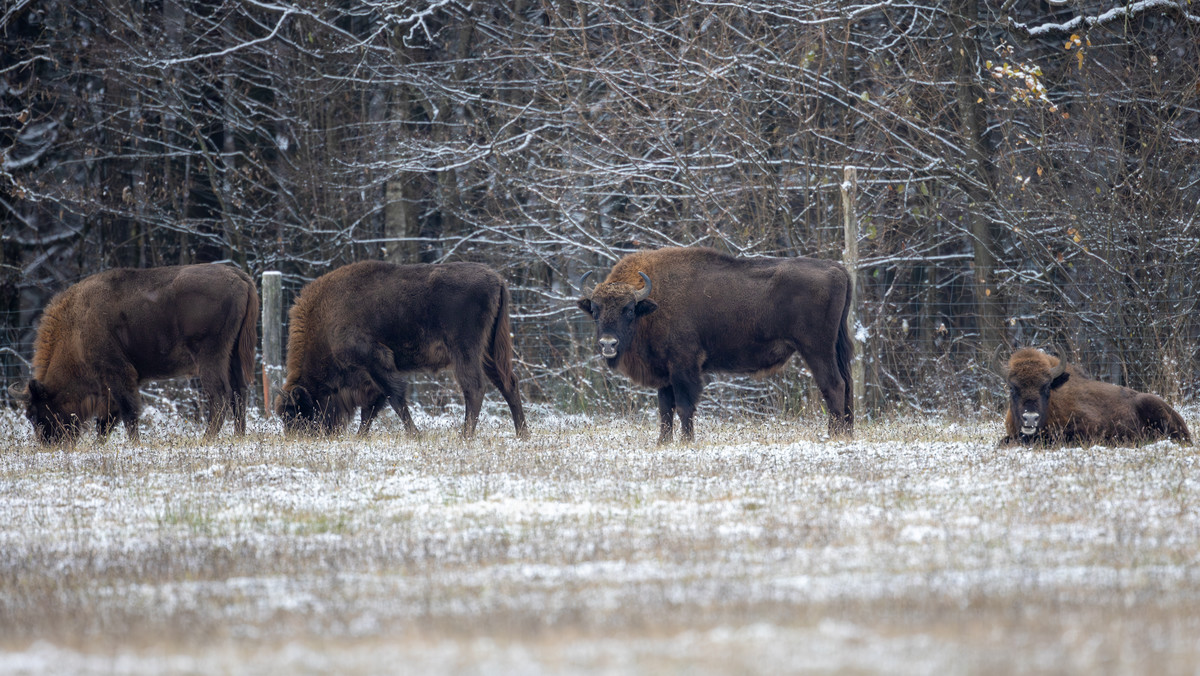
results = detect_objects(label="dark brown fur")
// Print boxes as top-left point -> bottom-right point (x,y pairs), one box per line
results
577,246 -> 853,443
13,264 -> 258,444
1002,347 -> 1191,446
275,260 -> 527,438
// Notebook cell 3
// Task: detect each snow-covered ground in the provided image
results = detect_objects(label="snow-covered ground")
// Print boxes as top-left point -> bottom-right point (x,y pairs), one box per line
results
2,403 -> 1199,675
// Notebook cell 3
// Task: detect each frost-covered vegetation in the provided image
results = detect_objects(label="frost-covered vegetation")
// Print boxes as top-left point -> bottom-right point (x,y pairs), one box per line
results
2,405 -> 1199,675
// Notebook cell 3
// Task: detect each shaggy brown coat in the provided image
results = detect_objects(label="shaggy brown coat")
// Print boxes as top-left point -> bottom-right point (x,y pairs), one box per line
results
12,264 -> 258,444
275,260 -> 527,438
578,246 -> 853,443
1002,347 -> 1191,446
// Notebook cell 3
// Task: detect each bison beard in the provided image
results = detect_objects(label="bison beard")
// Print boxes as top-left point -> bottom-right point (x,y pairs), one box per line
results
275,260 -> 527,439
1001,347 -> 1191,446
577,246 -> 854,443
10,264 -> 259,444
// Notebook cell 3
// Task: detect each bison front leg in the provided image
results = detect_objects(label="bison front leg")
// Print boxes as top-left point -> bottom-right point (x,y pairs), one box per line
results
96,413 -> 119,442
113,389 -> 142,444
357,394 -> 387,436
656,386 -> 676,445
384,381 -> 419,437
669,369 -> 703,444
363,347 -> 420,437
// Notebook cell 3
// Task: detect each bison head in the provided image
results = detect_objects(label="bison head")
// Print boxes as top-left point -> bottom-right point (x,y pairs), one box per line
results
275,385 -> 321,435
577,271 -> 657,363
10,379 -> 84,445
1004,348 -> 1070,441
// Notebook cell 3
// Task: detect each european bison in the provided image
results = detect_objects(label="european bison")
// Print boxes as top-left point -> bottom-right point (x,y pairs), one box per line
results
275,260 -> 527,438
577,246 -> 854,443
1001,347 -> 1191,446
10,264 -> 259,444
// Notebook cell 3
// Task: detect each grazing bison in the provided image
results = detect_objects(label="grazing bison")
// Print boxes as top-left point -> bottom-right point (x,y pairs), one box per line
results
275,260 -> 527,439
1001,347 -> 1191,446
576,246 -> 853,443
10,264 -> 259,444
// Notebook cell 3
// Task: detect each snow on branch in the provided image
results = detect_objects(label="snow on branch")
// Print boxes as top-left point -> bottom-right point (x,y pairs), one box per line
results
1009,0 -> 1200,38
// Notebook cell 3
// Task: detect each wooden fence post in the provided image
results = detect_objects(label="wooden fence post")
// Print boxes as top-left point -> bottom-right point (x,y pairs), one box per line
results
841,166 -> 866,418
261,271 -> 283,416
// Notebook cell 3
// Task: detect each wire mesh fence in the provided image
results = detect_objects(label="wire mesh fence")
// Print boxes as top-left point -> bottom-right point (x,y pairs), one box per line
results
4,250 -> 1196,427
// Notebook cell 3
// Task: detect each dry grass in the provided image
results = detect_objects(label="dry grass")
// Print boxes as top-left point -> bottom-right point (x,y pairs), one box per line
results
1,403 -> 1199,675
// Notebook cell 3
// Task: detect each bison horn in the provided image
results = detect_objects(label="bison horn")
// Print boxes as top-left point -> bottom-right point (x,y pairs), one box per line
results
1048,358 -> 1065,379
633,271 -> 652,302
8,381 -> 30,402
578,270 -> 595,296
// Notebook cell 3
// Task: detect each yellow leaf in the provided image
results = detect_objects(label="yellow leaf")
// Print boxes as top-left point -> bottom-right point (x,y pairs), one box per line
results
1036,166 -> 1043,176
1077,50 -> 1084,70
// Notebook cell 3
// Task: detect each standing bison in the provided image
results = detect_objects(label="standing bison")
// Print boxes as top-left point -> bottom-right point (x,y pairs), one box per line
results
275,260 -> 527,438
1001,347 -> 1191,446
577,246 -> 853,443
10,264 -> 259,444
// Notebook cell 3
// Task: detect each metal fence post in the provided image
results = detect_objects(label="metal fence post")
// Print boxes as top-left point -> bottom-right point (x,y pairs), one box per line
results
841,166 -> 866,418
261,271 -> 283,416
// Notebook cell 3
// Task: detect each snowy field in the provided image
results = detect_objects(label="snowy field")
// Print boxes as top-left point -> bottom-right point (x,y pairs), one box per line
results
2,402 -> 1199,675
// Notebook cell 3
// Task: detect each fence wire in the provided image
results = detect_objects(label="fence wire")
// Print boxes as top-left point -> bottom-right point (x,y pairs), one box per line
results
4,253 -> 1196,426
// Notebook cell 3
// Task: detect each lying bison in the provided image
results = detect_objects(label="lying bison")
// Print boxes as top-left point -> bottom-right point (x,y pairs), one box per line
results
1001,347 -> 1191,446
275,260 -> 527,438
577,246 -> 853,443
10,264 -> 259,444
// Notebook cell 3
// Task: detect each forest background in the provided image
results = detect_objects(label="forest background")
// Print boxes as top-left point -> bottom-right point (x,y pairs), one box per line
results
3,0 -> 1199,420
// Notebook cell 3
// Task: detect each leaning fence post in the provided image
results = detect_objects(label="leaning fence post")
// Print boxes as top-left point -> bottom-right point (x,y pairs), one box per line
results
261,271 -> 283,416
841,166 -> 866,418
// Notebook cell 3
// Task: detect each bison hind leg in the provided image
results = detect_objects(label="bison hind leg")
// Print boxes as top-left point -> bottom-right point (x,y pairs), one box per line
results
1135,395 -> 1192,444
483,359 -> 527,439
195,347 -> 235,439
454,361 -> 486,439
803,355 -> 851,438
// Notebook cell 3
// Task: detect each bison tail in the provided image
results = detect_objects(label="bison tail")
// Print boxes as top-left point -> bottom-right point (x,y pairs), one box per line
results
483,280 -> 527,437
483,281 -> 517,393
232,279 -> 260,393
836,274 -> 855,428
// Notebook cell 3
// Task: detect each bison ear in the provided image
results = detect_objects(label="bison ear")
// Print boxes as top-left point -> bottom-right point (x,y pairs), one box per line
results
1050,369 -> 1070,390
635,298 -> 657,317
577,298 -> 593,315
